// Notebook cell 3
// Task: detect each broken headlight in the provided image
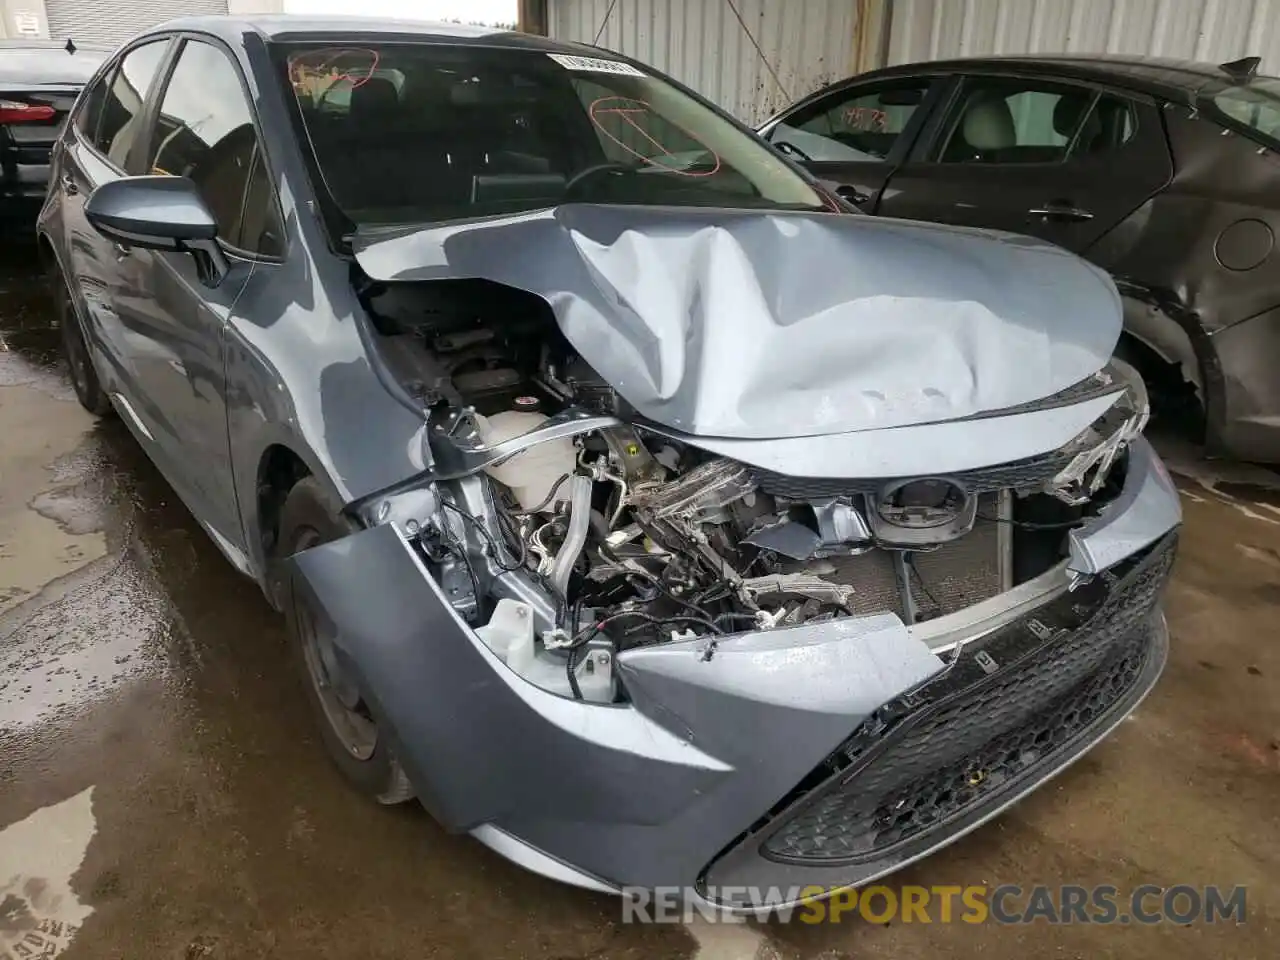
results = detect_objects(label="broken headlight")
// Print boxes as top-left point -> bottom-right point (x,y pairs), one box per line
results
1046,360 -> 1150,505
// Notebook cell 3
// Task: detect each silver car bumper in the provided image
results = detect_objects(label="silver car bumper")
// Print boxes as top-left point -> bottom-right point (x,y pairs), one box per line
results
291,437 -> 1180,904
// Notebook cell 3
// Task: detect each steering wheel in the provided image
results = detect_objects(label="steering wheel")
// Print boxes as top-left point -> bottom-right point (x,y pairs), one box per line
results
773,140 -> 813,163
564,162 -> 632,197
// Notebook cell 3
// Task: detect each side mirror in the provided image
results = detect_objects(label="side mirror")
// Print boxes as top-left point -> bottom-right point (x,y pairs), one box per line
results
85,175 -> 229,287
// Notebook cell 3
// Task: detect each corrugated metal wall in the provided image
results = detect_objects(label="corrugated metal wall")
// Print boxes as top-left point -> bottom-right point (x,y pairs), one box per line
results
45,0 -> 228,45
547,0 -> 876,124
546,0 -> 1280,122
886,0 -> 1280,69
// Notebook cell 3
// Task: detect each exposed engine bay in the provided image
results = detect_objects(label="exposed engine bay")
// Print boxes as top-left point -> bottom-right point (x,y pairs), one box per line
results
364,279 -> 1150,705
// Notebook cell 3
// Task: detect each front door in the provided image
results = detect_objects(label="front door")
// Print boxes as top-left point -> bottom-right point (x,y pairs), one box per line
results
877,74 -> 1174,254
113,36 -> 282,552
57,38 -> 171,400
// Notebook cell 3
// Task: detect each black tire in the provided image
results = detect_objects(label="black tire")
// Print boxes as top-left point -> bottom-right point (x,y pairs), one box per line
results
55,275 -> 113,417
279,477 -> 414,804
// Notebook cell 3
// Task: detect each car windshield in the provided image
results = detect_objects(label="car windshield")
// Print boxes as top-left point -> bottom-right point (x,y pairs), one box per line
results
1208,76 -> 1280,149
277,42 -> 826,227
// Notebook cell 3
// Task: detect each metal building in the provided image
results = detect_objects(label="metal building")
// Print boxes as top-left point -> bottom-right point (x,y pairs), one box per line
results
533,0 -> 1280,124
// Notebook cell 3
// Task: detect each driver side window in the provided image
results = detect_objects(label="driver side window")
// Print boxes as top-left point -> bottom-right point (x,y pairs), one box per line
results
144,39 -> 284,257
772,80 -> 931,162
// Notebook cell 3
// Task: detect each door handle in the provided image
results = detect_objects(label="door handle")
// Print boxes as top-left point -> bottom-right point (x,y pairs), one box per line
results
112,241 -> 131,259
1029,201 -> 1093,222
60,174 -> 78,196
835,185 -> 871,206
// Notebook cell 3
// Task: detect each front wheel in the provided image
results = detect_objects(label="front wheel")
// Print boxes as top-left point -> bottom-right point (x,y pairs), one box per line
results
279,477 -> 414,804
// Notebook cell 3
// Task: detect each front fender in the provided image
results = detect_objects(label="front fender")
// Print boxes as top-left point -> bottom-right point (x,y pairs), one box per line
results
223,249 -> 429,581
288,522 -> 945,889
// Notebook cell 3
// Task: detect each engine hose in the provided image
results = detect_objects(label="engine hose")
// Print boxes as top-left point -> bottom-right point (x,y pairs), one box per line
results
550,474 -> 593,600
512,473 -> 571,516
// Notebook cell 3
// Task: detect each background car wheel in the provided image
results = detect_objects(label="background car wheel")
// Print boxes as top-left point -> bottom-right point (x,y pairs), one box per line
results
278,477 -> 415,805
55,276 -> 112,417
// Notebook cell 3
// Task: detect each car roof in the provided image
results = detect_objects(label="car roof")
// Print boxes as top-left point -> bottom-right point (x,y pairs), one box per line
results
0,40 -> 111,86
862,53 -> 1259,101
143,13 -> 601,56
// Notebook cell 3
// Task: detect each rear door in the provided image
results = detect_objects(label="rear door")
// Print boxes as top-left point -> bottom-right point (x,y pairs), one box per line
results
760,76 -> 945,210
115,35 -> 284,551
57,37 -> 172,399
877,72 -> 1173,253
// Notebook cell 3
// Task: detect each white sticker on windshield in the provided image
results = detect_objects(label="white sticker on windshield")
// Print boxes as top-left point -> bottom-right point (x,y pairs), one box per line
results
547,53 -> 645,76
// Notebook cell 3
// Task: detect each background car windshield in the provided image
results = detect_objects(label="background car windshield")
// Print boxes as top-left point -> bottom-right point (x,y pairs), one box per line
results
279,43 -> 826,226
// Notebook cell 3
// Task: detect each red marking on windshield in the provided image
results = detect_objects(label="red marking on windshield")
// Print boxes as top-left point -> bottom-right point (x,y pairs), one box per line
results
841,105 -> 887,130
588,96 -> 722,177
289,47 -> 382,95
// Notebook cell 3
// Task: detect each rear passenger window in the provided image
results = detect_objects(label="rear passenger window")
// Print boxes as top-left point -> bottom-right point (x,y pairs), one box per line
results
939,79 -> 1136,164
94,40 -> 169,168
770,81 -> 931,162
146,39 -> 283,256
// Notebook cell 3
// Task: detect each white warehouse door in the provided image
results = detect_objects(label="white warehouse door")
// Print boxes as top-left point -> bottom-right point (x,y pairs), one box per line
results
45,0 -> 229,46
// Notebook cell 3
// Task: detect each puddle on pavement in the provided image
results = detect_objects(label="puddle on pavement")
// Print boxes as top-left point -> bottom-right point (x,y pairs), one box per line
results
0,252 -> 73,403
0,789 -> 97,960
0,378 -> 106,608
0,244 -> 173,730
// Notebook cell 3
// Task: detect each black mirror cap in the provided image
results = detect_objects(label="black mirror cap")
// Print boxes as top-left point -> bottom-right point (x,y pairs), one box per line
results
84,175 -> 218,250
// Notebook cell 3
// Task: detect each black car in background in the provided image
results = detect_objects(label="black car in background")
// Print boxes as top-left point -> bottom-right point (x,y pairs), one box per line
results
1,39 -> 107,218
761,54 -> 1280,463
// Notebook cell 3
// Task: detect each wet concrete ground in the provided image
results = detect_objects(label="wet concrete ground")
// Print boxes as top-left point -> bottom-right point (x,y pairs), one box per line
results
1,236 -> 1276,960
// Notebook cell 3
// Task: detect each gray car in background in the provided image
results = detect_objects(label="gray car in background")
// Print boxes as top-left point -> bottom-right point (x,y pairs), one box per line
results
37,16 -> 1180,910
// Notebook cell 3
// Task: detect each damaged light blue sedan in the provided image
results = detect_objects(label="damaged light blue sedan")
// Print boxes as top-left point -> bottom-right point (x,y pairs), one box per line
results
38,15 -> 1181,911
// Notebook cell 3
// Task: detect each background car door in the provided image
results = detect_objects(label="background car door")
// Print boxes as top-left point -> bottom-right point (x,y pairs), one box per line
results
877,74 -> 1174,253
57,38 -> 171,399
112,37 -> 284,555
760,77 -> 945,210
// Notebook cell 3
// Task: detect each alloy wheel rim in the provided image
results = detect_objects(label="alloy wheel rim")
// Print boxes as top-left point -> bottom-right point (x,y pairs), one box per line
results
293,527 -> 378,760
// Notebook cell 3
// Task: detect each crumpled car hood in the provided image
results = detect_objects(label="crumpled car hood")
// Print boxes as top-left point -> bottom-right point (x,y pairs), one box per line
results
353,204 -> 1121,439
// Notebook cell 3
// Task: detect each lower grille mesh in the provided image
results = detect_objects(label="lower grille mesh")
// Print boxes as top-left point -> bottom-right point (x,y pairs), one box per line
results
760,536 -> 1174,864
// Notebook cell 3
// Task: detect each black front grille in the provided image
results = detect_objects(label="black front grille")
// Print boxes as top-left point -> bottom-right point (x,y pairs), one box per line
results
759,535 -> 1174,865
755,447 -> 1078,499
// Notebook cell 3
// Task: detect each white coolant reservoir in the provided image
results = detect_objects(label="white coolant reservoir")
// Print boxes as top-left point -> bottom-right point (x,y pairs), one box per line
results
475,410 -> 577,512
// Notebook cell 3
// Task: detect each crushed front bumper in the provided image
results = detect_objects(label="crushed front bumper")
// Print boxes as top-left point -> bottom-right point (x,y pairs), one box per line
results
700,532 -> 1173,908
290,437 -> 1180,904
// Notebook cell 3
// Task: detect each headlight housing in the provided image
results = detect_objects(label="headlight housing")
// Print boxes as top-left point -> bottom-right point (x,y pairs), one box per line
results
1046,359 -> 1150,505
